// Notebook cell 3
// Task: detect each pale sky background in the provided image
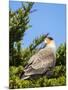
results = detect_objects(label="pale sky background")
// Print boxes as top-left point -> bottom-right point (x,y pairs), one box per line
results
9,1 -> 66,48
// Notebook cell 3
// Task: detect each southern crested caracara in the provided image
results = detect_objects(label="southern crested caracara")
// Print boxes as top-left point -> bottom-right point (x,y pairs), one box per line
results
21,37 -> 56,80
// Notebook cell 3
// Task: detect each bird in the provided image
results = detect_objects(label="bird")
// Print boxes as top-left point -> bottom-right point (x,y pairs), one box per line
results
21,37 -> 56,80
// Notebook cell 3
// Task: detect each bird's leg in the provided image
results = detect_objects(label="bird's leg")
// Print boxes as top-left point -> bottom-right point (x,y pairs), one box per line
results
45,67 -> 53,77
46,70 -> 53,76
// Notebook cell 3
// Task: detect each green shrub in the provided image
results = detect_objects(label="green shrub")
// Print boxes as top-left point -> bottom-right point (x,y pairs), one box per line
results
9,44 -> 66,88
56,44 -> 66,65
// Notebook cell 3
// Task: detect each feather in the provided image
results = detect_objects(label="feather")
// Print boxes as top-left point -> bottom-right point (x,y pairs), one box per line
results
31,47 -> 55,69
21,38 -> 56,79
23,47 -> 56,76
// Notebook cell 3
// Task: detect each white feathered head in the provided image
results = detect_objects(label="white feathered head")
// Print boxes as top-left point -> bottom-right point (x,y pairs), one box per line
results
44,37 -> 56,49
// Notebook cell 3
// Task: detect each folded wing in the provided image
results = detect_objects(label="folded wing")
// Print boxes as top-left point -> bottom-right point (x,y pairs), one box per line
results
31,47 -> 56,70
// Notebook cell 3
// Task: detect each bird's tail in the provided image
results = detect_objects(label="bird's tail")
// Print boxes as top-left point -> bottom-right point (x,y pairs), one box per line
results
20,71 -> 30,80
21,74 -> 30,80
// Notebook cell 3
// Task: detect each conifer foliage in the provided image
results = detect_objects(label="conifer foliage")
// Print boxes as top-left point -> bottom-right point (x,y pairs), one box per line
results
9,2 -> 66,89
9,2 -> 34,66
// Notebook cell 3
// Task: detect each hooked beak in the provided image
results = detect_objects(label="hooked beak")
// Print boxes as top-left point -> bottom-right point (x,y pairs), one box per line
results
42,40 -> 47,48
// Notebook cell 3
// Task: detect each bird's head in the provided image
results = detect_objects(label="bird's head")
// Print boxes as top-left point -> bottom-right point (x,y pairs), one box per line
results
44,37 -> 56,48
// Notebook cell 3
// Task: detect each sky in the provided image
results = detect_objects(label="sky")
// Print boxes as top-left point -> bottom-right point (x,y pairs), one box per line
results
9,1 -> 66,48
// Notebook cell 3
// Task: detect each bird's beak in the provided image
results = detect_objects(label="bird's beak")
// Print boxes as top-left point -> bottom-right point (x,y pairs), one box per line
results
43,40 -> 47,47
44,39 -> 48,44
44,40 -> 47,44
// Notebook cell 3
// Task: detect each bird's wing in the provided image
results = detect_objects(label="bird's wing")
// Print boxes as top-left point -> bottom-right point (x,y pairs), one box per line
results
24,54 -> 37,69
31,47 -> 55,70
28,53 -> 38,65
